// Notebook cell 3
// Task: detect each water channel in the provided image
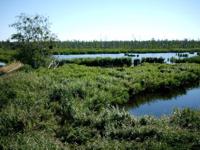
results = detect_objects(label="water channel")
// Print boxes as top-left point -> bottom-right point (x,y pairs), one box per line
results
126,84 -> 200,117
54,52 -> 198,64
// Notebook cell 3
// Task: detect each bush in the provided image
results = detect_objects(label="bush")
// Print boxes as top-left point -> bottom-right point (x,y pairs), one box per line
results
14,43 -> 53,68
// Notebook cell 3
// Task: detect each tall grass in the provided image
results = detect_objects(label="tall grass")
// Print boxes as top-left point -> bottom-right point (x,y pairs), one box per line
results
1,63 -> 200,149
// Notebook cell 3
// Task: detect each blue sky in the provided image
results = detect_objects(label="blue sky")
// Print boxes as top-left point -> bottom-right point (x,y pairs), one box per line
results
0,0 -> 200,41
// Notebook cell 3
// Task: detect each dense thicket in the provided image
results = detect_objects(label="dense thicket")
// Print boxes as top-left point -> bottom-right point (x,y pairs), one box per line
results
1,63 -> 200,149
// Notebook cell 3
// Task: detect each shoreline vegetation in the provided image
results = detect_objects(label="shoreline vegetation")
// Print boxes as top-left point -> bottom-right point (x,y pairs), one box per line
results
58,57 -> 132,67
171,55 -> 200,64
1,63 -> 200,149
1,40 -> 200,63
1,47 -> 200,64
58,57 -> 165,67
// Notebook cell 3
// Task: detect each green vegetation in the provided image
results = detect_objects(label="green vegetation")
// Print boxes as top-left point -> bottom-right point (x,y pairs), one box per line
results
2,39 -> 200,50
1,12 -> 200,150
57,57 -> 165,68
1,40 -> 200,55
51,40 -> 200,53
59,57 -> 132,67
52,48 -> 200,55
171,56 -> 200,64
1,63 -> 200,149
141,57 -> 165,63
0,48 -> 16,63
49,40 -> 200,54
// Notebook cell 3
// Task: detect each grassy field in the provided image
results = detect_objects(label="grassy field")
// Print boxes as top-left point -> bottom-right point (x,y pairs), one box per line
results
1,63 -> 200,149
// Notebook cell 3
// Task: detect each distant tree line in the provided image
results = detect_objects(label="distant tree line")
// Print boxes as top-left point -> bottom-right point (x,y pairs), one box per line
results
1,39 -> 200,50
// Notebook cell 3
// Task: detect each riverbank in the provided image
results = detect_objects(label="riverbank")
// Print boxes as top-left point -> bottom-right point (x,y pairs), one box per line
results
1,63 -> 200,149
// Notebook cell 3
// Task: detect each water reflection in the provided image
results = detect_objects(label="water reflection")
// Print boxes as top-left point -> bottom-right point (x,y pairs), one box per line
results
126,83 -> 200,117
126,88 -> 187,108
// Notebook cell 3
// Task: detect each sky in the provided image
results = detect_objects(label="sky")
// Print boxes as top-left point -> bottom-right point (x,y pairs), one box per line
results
0,0 -> 200,41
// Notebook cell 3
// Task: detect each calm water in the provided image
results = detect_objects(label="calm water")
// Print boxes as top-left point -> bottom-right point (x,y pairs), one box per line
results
54,52 -> 198,64
126,85 -> 200,117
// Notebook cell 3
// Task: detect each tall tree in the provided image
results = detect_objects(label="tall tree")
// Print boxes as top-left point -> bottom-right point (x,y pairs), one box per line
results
10,13 -> 57,68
